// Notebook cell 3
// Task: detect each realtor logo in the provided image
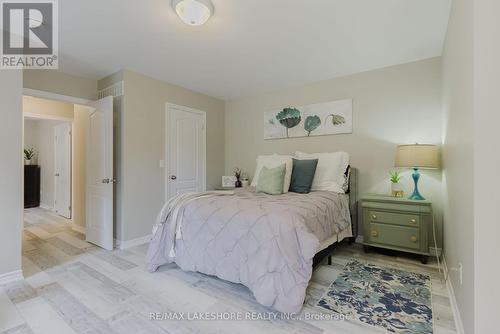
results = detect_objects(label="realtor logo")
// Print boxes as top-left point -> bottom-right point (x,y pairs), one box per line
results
1,0 -> 58,69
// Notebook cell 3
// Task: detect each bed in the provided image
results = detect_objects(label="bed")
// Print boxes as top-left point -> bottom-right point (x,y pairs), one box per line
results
146,168 -> 358,313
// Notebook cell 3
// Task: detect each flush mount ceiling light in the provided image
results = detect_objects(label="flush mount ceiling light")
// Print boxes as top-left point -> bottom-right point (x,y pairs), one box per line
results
172,0 -> 214,26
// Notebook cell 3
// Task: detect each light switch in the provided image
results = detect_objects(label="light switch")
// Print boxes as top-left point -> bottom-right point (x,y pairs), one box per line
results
159,160 -> 165,168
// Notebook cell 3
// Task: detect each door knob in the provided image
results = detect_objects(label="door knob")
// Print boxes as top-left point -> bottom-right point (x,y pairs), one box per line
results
55,173 -> 60,177
170,175 -> 177,180
102,178 -> 110,184
111,178 -> 118,184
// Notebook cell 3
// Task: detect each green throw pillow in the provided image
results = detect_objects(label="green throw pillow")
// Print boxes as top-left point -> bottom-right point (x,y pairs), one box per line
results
289,158 -> 318,193
256,164 -> 286,195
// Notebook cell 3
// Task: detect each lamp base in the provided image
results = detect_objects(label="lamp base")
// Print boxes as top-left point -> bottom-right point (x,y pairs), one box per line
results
409,168 -> 426,200
409,192 -> 426,201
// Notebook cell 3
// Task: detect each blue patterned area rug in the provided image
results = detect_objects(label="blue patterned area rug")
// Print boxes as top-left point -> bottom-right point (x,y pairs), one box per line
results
316,260 -> 433,333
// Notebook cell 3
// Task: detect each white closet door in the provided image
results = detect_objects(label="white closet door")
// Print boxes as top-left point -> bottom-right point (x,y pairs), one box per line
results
54,123 -> 72,219
166,104 -> 206,200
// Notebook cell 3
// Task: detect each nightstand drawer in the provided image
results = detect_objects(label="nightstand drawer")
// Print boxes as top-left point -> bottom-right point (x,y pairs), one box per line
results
369,223 -> 420,250
369,210 -> 420,227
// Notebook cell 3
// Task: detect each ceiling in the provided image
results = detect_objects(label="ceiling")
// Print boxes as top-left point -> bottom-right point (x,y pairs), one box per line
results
58,0 -> 451,100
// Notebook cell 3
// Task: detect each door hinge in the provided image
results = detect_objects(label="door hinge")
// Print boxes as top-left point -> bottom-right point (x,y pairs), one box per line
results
68,205 -> 71,211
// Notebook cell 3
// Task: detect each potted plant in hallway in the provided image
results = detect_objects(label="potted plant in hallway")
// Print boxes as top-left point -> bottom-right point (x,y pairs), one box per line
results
24,148 -> 36,165
390,170 -> 404,197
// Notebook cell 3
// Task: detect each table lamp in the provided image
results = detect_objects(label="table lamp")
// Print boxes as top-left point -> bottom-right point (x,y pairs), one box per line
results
395,144 -> 440,200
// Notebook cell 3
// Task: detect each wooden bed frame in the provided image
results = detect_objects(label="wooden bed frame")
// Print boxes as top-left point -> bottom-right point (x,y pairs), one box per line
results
312,167 -> 358,268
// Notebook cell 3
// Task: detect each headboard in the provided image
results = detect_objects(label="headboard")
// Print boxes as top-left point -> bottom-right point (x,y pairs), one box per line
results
348,167 -> 359,239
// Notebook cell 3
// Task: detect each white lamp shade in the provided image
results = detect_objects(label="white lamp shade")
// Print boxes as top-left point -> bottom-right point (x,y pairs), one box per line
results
395,144 -> 440,169
172,0 -> 213,26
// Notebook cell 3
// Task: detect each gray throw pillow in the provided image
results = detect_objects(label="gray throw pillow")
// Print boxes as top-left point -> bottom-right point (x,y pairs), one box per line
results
289,158 -> 318,193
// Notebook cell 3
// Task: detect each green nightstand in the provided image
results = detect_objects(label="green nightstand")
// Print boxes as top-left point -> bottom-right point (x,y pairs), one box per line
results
361,194 -> 432,264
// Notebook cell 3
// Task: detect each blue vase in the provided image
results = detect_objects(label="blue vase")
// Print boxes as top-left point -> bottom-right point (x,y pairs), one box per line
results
409,168 -> 425,200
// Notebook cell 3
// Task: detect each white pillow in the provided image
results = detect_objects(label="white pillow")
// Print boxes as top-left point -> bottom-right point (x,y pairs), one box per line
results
251,154 -> 293,193
295,151 -> 349,193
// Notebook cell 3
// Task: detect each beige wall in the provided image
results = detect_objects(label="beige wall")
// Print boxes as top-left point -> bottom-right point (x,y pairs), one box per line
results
473,0 -> 500,333
442,1 -> 500,332
23,95 -> 74,119
225,58 -> 444,244
23,70 -> 97,100
441,0 -> 474,332
98,70 -> 225,242
24,120 -> 38,153
0,69 -> 23,278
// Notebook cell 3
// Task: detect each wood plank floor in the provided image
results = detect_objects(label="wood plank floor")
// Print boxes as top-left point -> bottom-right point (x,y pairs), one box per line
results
0,207 -> 457,334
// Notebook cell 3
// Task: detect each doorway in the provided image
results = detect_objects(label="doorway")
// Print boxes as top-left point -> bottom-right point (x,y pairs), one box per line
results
22,93 -> 115,251
24,116 -> 72,219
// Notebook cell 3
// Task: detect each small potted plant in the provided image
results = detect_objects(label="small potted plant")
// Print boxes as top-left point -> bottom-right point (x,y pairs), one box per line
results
234,167 -> 243,188
390,170 -> 404,197
24,148 -> 36,165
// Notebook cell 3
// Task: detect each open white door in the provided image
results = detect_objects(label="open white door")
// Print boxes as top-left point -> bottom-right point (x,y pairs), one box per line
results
166,104 -> 206,200
86,96 -> 114,250
54,123 -> 72,218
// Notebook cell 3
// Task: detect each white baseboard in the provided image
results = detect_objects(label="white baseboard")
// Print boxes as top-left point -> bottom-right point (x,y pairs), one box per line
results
72,224 -> 86,234
115,235 -> 151,250
0,270 -> 24,284
442,257 -> 465,334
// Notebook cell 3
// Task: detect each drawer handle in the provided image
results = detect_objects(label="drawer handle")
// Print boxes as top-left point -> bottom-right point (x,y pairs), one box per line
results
410,219 -> 417,224
410,236 -> 418,242
371,230 -> 378,237
372,215 -> 377,220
